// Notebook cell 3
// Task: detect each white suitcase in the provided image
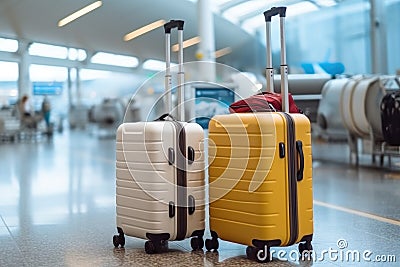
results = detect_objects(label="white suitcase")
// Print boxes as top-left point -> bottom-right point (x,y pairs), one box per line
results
113,20 -> 206,253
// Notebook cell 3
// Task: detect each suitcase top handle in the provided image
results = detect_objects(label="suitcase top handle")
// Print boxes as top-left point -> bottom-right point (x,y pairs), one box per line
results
263,6 -> 286,21
164,20 -> 184,33
154,113 -> 176,122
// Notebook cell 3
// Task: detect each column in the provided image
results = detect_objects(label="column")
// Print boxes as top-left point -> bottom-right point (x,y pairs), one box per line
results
76,68 -> 81,106
370,0 -> 388,74
67,68 -> 73,109
197,0 -> 216,82
17,41 -> 31,98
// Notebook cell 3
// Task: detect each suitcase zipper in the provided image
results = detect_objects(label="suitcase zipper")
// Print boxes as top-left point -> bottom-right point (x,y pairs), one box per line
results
282,113 -> 299,246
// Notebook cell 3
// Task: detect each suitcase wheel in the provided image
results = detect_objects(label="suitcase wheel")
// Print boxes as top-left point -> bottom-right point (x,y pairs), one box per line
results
205,230 -> 219,251
190,237 -> 204,251
113,227 -> 126,248
112,234 -> 125,248
144,240 -> 169,254
298,241 -> 313,255
205,238 -> 219,251
145,241 -> 156,254
246,246 -> 271,263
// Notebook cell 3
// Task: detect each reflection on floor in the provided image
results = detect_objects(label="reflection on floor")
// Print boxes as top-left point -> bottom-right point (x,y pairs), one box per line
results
0,131 -> 399,266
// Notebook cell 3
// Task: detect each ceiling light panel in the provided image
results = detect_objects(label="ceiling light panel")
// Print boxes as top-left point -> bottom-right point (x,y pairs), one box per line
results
215,47 -> 232,58
172,36 -> 201,52
58,1 -> 102,27
124,20 -> 166,41
91,52 -> 139,68
287,2 -> 319,17
223,0 -> 269,23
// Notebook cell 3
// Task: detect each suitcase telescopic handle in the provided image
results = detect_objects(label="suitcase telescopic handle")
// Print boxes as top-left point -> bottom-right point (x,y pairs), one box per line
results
263,6 -> 286,21
263,7 -> 289,113
164,20 -> 185,121
163,20 -> 184,33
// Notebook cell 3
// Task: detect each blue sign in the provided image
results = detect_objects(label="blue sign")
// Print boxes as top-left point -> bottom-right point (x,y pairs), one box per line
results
195,87 -> 234,129
33,82 -> 63,95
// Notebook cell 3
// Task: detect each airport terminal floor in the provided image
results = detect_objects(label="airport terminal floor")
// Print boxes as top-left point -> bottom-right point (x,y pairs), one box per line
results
0,130 -> 399,266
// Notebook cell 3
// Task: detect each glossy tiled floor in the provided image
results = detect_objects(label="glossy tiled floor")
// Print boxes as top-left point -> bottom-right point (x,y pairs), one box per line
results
0,130 -> 399,266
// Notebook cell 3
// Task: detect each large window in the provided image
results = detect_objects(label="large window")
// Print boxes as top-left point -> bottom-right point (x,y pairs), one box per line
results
79,69 -> 140,105
29,43 -> 69,59
275,0 -> 371,74
386,0 -> 400,74
212,0 -> 373,75
0,37 -> 18,53
30,64 -> 68,82
28,42 -> 87,61
0,61 -> 18,106
90,52 -> 139,68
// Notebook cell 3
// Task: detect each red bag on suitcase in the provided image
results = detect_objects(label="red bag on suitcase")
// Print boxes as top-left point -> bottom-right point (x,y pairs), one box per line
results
229,91 -> 301,113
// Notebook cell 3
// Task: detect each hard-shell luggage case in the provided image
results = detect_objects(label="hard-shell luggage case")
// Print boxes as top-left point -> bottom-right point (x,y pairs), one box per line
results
206,7 -> 313,262
113,20 -> 206,253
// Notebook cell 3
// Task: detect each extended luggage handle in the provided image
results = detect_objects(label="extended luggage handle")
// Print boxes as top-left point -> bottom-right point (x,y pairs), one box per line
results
164,20 -> 185,121
263,7 -> 289,113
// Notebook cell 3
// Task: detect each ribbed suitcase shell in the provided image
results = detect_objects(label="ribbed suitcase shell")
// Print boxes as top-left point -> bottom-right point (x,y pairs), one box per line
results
208,112 -> 313,247
116,121 -> 205,241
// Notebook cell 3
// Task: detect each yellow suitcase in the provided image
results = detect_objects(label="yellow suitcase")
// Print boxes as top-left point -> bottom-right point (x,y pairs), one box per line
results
205,7 -> 313,263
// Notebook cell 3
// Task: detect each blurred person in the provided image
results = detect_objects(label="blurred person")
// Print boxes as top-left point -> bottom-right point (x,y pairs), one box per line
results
18,95 -> 38,129
19,95 -> 32,117
41,96 -> 51,129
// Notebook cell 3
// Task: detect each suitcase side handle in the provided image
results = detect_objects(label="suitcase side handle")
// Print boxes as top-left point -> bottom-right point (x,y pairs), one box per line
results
296,140 -> 304,181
